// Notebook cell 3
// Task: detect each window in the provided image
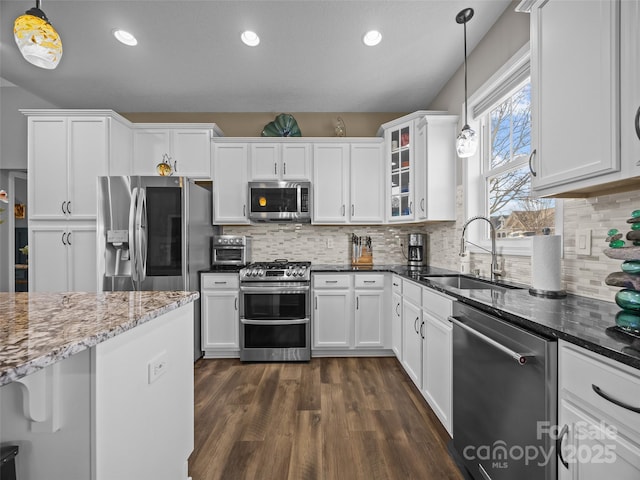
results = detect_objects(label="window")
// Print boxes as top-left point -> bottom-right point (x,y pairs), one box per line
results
465,44 -> 561,256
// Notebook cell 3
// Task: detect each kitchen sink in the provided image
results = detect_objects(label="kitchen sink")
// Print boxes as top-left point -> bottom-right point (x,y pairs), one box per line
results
417,274 -> 523,291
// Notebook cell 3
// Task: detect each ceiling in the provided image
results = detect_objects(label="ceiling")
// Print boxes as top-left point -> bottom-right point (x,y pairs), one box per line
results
0,0 -> 511,113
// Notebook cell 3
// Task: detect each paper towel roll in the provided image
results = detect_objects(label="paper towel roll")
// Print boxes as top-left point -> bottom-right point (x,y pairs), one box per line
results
531,235 -> 563,292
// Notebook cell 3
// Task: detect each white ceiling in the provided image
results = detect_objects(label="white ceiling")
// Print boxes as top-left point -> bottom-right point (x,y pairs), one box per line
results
0,0 -> 511,113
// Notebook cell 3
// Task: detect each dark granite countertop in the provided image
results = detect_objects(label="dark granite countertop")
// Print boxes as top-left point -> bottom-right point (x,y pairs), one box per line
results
310,264 -> 640,370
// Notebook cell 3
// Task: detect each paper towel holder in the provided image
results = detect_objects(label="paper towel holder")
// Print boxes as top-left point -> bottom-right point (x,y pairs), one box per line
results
529,228 -> 566,298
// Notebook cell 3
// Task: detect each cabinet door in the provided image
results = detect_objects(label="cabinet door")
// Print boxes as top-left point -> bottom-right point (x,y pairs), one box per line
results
172,129 -> 212,178
312,144 -> 349,224
354,290 -> 384,348
133,129 -> 171,176
68,117 -> 107,219
350,143 -> 383,223
313,290 -> 351,348
621,0 -> 640,178
30,226 -> 68,292
67,226 -> 97,292
201,291 -> 239,350
28,117 -> 68,220
387,121 -> 414,222
558,399 -> 640,479
281,143 -> 311,180
422,312 -> 452,435
212,143 -> 250,224
402,299 -> 422,388
249,143 -> 280,180
531,0 -> 619,191
414,121 -> 428,221
392,291 -> 403,359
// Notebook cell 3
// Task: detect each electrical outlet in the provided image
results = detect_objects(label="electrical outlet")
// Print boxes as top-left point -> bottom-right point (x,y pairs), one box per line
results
148,351 -> 168,384
576,229 -> 592,255
327,238 -> 334,248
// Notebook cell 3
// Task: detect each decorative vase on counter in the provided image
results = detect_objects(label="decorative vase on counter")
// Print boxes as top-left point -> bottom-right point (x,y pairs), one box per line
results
604,210 -> 640,333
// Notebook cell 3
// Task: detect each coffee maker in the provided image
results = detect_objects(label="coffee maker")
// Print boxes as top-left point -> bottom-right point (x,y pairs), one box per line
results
407,233 -> 426,268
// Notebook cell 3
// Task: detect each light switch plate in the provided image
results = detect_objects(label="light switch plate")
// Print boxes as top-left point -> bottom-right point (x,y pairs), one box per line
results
576,229 -> 591,255
148,351 -> 168,384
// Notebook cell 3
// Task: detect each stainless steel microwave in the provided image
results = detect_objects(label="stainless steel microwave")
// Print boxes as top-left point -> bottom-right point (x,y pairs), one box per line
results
248,181 -> 311,222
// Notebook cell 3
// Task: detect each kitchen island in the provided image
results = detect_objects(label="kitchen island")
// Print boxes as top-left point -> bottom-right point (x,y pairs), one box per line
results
0,291 -> 197,480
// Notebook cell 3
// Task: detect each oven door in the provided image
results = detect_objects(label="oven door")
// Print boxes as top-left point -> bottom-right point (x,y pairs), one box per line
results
240,283 -> 310,361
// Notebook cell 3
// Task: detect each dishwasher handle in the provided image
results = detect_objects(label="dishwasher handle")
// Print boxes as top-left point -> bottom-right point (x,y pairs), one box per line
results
450,316 -> 533,366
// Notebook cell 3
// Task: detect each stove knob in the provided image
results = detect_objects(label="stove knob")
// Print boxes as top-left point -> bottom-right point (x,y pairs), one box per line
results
258,269 -> 264,276
285,270 -> 291,276
250,268 -> 257,277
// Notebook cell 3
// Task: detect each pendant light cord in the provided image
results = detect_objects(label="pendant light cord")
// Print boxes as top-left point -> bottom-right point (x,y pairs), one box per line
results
463,18 -> 468,127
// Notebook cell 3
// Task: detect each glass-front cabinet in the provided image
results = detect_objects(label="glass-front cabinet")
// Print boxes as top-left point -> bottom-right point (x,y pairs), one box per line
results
387,121 -> 414,222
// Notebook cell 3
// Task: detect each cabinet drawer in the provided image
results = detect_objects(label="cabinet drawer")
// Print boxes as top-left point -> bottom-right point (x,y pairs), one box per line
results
402,279 -> 422,306
392,275 -> 402,294
354,274 -> 385,289
422,287 -> 453,319
314,274 -> 350,289
560,342 -> 640,432
201,274 -> 239,290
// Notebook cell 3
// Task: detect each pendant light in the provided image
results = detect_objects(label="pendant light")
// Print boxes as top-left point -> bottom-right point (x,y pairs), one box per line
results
14,0 -> 63,70
455,8 -> 477,158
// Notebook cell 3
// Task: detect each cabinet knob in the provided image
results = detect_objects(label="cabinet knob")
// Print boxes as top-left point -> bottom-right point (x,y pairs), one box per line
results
528,149 -> 537,177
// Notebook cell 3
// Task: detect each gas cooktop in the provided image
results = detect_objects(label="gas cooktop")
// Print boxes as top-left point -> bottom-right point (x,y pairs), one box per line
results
239,260 -> 311,282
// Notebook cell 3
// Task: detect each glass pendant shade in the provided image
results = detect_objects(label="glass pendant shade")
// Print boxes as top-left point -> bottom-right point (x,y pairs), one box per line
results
456,124 -> 478,158
14,5 -> 62,70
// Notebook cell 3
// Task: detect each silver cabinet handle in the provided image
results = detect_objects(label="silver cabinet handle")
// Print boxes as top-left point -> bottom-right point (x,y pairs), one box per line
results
351,204 -> 354,216
414,317 -> 419,334
214,281 -> 228,284
409,201 -> 413,214
342,204 -> 345,216
592,384 -> 640,413
420,198 -> 425,213
274,162 -> 277,175
420,321 -> 425,339
243,205 -> 246,216
392,282 -> 399,287
67,231 -> 72,245
325,280 -> 338,284
356,297 -> 359,310
450,316 -> 533,365
61,232 -> 67,245
314,296 -> 318,310
557,424 -> 569,469
528,149 -> 537,177
174,160 -> 178,173
635,106 -> 640,141
283,162 -> 286,175
235,297 -> 238,311
363,280 -> 376,284
396,302 -> 400,316
61,201 -> 68,215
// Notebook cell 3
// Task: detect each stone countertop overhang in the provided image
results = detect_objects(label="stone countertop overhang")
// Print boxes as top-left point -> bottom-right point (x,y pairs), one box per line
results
0,291 -> 198,386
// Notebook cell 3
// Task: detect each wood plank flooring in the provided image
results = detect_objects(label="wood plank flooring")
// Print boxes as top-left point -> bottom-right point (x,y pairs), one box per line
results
189,357 -> 464,480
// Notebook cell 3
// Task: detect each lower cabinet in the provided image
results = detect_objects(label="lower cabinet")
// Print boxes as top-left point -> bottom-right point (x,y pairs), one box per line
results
200,273 -> 240,357
402,296 -> 422,387
391,275 -> 403,359
30,223 -> 96,292
312,273 -> 389,353
558,340 -> 640,479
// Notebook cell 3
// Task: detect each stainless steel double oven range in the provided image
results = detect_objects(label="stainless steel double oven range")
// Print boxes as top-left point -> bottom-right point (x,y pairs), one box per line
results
239,260 -> 311,362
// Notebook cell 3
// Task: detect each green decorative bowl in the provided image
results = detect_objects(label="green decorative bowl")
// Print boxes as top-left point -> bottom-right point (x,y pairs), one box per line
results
261,114 -> 301,137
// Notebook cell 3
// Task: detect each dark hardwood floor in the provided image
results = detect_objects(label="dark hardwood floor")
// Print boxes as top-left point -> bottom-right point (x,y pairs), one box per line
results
189,357 -> 464,480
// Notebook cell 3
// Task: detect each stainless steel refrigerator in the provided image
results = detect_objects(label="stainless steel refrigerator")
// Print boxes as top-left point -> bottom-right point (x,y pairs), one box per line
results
97,176 -> 219,361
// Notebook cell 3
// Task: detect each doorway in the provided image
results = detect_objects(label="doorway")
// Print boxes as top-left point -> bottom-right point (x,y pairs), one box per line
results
7,171 -> 27,292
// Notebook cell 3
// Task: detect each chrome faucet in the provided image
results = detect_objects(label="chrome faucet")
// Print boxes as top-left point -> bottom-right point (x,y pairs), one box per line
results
459,215 -> 501,282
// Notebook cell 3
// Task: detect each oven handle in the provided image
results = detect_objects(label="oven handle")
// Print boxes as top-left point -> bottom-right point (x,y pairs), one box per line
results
241,318 -> 310,326
450,316 -> 533,366
240,285 -> 309,293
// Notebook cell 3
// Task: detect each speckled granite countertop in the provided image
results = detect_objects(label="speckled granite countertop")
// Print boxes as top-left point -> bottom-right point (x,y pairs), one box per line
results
311,264 -> 640,370
0,291 -> 199,387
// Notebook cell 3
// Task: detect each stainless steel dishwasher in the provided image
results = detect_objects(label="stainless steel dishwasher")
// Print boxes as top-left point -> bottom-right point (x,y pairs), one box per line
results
451,302 -> 557,480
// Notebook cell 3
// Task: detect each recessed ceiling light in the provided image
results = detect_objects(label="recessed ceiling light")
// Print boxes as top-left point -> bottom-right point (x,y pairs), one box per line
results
241,30 -> 260,47
113,29 -> 138,47
363,30 -> 382,47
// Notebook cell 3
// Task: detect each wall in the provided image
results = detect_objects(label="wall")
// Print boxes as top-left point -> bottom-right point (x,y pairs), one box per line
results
121,112 -> 406,138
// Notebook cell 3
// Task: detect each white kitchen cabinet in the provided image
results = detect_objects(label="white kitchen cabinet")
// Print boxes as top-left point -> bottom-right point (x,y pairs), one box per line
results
354,274 -> 386,348
414,115 -> 457,221
29,224 -> 96,292
349,143 -> 384,223
201,273 -> 240,357
133,124 -> 222,178
27,116 -> 109,221
313,279 -> 352,349
312,141 -> 384,224
385,119 -> 415,222
421,287 -> 454,436
558,341 -> 640,478
249,142 -> 311,181
312,144 -> 350,223
391,278 -> 403,359
529,0 -> 639,196
402,295 -> 422,388
212,142 -> 250,224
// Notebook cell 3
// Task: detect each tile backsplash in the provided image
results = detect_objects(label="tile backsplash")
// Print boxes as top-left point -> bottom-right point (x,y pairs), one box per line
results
224,187 -> 640,304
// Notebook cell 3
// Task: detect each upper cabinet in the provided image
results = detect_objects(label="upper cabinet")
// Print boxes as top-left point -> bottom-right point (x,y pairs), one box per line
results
212,142 -> 250,224
378,111 -> 457,222
24,111 -> 132,221
249,141 -> 311,181
530,0 -> 639,196
132,124 -> 223,178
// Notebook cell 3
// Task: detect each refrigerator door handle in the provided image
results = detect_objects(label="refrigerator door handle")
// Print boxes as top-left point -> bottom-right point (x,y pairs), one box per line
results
129,187 -> 140,286
135,188 -> 148,283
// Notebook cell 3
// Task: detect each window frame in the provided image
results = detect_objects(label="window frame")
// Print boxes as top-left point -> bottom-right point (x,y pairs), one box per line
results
462,42 -> 563,257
